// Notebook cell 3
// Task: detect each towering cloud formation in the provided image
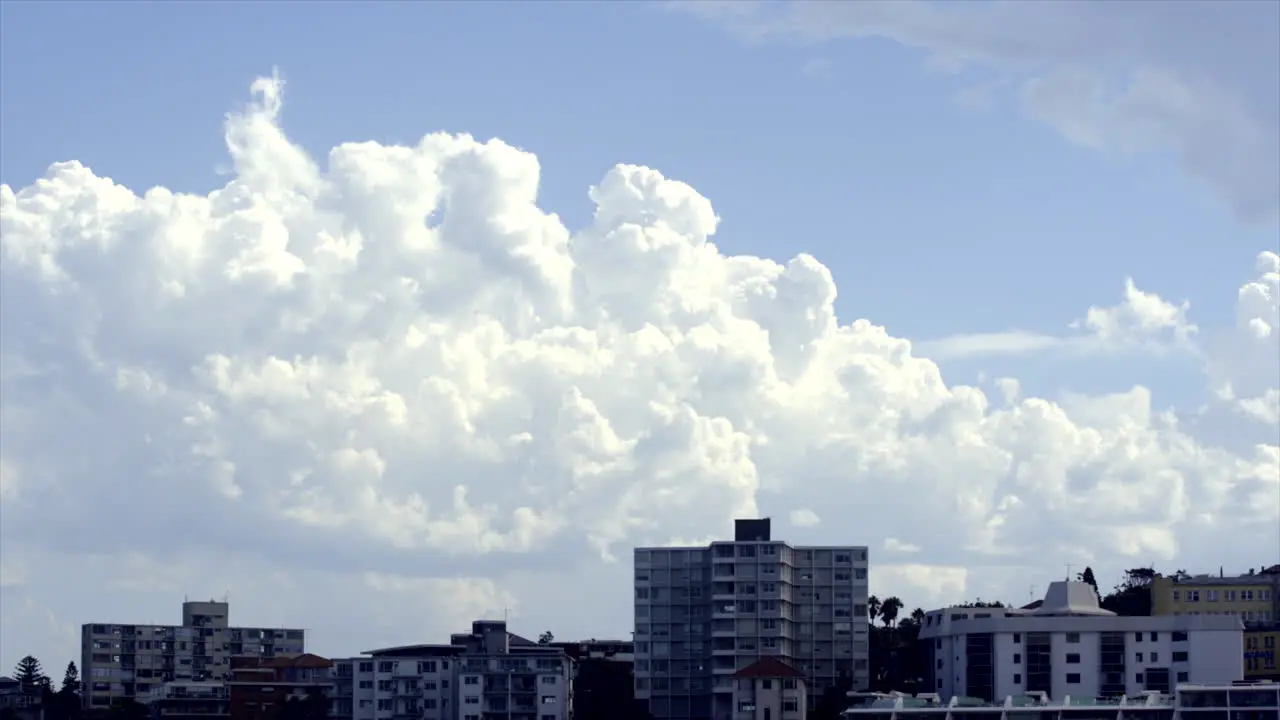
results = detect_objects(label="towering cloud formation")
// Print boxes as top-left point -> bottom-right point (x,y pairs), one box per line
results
1,76 -> 1276,662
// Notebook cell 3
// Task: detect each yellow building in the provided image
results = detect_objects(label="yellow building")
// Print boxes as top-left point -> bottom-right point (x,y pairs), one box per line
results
1151,565 -> 1280,681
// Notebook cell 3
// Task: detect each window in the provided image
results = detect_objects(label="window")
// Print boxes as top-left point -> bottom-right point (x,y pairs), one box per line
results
1172,651 -> 1188,662
1172,591 -> 1180,601
1149,632 -> 1158,641
418,661 -> 436,673
783,699 -> 799,712
1012,633 -> 1022,643
540,695 -> 556,704
464,697 -> 479,705
464,677 -> 479,686
1150,653 -> 1159,662
1014,673 -> 1022,684
541,676 -> 556,684
1177,672 -> 1189,683
1066,633 -> 1080,643
1136,673 -> 1144,684
1134,632 -> 1143,642
1066,673 -> 1081,684
1013,653 -> 1021,663
1187,591 -> 1200,602
855,568 -> 867,579
1066,653 -> 1080,664
783,679 -> 797,689
1172,631 -> 1188,642
1207,589 -> 1219,602
358,681 -> 372,689
1135,652 -> 1144,662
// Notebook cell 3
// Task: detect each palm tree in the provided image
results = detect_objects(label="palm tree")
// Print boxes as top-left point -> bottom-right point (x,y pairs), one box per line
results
910,607 -> 925,625
867,596 -> 881,623
879,596 -> 903,627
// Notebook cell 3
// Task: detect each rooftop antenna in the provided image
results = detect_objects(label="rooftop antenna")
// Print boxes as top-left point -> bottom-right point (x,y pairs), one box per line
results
1028,584 -> 1037,603
1065,563 -> 1075,581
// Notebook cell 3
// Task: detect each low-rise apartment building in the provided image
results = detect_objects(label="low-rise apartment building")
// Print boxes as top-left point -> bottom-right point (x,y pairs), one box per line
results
334,619 -> 573,720
1151,566 -> 1280,681
81,600 -> 305,710
920,581 -> 1243,701
227,654 -> 335,720
144,680 -> 229,720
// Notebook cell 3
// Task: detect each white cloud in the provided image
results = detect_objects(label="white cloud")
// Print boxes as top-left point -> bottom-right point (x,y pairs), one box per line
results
921,275 -> 1198,360
789,508 -> 821,527
674,0 -> 1280,223
1,75 -> 1277,670
882,538 -> 920,554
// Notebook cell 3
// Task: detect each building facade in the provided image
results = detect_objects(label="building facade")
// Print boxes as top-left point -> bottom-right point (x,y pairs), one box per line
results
633,517 -> 870,720
919,581 -> 1243,702
226,654 -> 335,720
144,680 -> 230,720
80,600 -> 306,710
336,620 -> 573,720
839,681 -> 1280,720
730,657 -> 808,720
1150,566 -> 1280,681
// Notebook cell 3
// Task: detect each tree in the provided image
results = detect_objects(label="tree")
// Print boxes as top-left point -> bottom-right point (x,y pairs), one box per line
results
60,662 -> 80,696
1078,566 -> 1100,599
538,631 -> 554,645
1100,567 -> 1155,616
14,656 -> 50,693
867,596 -> 881,623
811,673 -> 855,720
910,607 -> 925,625
879,596 -> 903,627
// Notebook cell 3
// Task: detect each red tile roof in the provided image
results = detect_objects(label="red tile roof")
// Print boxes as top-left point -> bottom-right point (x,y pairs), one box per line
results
731,657 -> 805,679
261,653 -> 334,669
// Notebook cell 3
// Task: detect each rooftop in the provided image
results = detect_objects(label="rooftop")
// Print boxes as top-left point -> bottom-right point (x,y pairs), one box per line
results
732,657 -> 805,680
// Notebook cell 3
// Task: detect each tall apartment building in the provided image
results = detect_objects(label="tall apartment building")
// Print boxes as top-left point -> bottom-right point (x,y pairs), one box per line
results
332,619 -> 573,720
633,518 -> 870,720
920,581 -> 1243,701
80,600 -> 306,709
1150,565 -> 1280,680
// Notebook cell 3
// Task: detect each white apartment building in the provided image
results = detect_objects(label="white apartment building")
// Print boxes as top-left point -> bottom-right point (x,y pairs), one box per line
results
333,620 -> 573,720
839,681 -> 1280,720
80,600 -> 305,709
919,581 -> 1243,701
634,518 -> 871,720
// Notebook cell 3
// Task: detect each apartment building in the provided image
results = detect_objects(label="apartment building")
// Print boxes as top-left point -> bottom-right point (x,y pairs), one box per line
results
840,681 -> 1280,720
145,680 -> 229,720
633,517 -> 871,720
1151,566 -> 1280,681
226,654 -> 335,720
81,600 -> 306,709
333,619 -> 573,720
919,581 -> 1243,701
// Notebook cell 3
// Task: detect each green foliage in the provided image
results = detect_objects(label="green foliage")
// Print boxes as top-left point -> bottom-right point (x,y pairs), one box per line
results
274,691 -> 329,720
537,631 -> 554,645
60,662 -> 81,696
1099,567 -> 1156,616
13,656 -> 49,692
811,674 -> 855,720
879,597 -> 903,627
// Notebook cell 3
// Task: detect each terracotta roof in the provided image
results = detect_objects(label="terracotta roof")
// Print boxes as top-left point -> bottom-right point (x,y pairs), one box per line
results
731,657 -> 805,679
262,653 -> 333,669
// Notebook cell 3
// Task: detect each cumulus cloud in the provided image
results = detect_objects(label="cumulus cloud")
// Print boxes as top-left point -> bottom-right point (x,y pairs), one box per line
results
1,75 -> 1277,669
674,0 -> 1280,223
789,508 -> 821,527
920,274 -> 1200,361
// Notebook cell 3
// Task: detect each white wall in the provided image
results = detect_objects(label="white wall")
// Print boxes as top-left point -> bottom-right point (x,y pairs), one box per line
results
1186,629 -> 1243,685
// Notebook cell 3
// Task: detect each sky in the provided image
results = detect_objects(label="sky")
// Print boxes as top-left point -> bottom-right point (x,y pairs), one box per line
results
1,0 -> 1277,677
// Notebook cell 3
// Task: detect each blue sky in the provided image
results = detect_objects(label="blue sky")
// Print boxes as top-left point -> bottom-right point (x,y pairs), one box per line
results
1,0 -> 1276,676
3,0 -> 1268,343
